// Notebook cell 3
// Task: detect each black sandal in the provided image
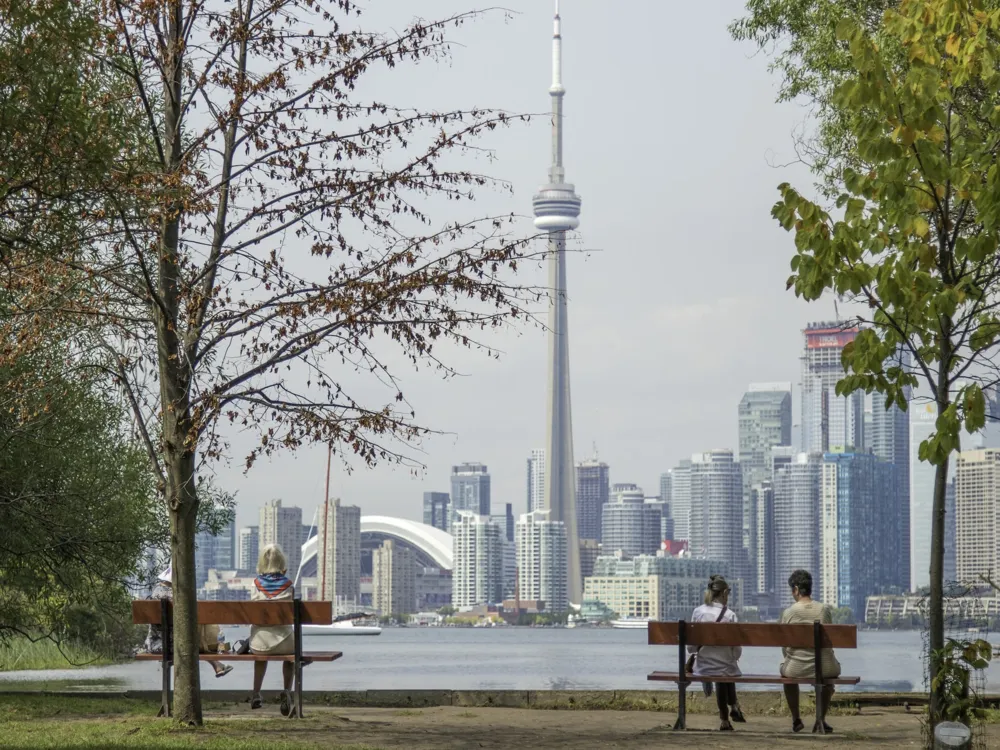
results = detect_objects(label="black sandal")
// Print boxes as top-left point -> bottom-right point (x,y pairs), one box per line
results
730,706 -> 747,723
813,721 -> 834,734
720,720 -> 734,731
792,718 -> 805,733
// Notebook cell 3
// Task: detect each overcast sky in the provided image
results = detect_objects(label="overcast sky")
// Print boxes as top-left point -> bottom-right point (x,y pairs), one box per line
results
216,0 -> 831,532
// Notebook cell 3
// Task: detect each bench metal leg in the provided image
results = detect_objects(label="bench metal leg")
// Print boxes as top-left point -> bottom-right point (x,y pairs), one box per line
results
159,662 -> 172,718
674,620 -> 687,731
814,621 -> 826,735
294,597 -> 304,719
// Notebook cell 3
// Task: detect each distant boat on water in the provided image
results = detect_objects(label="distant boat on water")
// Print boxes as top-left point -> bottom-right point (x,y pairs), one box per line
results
610,617 -> 651,630
303,619 -> 382,636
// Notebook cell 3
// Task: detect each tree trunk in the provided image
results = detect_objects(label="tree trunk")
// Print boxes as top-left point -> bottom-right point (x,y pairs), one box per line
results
928,336 -> 952,732
167,451 -> 201,725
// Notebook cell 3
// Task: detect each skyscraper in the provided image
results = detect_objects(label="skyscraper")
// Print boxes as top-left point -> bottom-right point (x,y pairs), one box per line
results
451,513 -> 504,608
738,383 -> 792,593
870,371 -> 911,589
237,526 -> 259,572
422,491 -> 450,532
660,471 -> 673,511
259,499 -> 302,582
601,484 -> 661,559
800,322 -> 862,454
516,510 -> 569,613
910,401 -> 943,591
527,449 -> 546,514
670,459 -> 692,542
576,457 -> 609,542
955,448 -> 1000,586
688,451 -> 743,574
195,517 -> 236,588
373,540 -> 415,617
751,481 -> 775,597
773,453 -> 822,608
534,0 -> 583,604
316,497 -> 361,605
450,463 -> 491,520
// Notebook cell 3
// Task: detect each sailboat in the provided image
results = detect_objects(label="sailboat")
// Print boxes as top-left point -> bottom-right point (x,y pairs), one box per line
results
293,446 -> 382,637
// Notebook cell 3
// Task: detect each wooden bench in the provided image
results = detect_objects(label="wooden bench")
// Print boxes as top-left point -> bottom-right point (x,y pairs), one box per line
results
132,599 -> 342,719
647,620 -> 860,732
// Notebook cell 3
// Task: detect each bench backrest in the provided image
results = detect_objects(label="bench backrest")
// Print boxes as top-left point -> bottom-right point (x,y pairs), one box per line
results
648,621 -> 857,649
132,600 -> 333,626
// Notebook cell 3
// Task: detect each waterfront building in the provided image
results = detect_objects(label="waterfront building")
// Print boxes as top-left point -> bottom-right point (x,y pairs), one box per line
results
576,457 -> 609,543
955,448 -> 1000,586
527,449 -> 546,514
516,510 -> 568,613
451,513 -> 504,609
670,459 -> 692,542
423,492 -> 450,532
579,538 -> 600,578
739,382 -> 792,593
750,481 -> 775,599
870,365 -> 911,589
260,499 -> 303,582
373,540 -> 416,616
688,451 -> 743,584
773,453 -> 822,607
316,497 -> 362,604
237,526 -> 259,573
820,450 -> 903,616
601,484 -> 661,559
534,1 -> 584,603
450,463 -> 491,520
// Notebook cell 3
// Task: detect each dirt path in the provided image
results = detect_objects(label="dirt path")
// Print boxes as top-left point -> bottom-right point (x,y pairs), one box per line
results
225,705 -> 994,749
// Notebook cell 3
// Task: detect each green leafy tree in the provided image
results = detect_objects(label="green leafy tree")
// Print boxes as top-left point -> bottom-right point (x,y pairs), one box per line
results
767,0 -> 1000,726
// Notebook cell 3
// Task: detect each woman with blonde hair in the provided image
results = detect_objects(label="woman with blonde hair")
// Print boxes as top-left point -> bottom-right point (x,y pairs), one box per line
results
688,575 -> 746,731
249,544 -> 296,716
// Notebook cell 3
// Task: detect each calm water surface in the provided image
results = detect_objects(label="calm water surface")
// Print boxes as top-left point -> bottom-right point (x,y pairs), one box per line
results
1,628 -> 997,693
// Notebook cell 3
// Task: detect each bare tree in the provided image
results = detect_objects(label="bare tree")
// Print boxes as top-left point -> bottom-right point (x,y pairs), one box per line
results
0,0 -> 541,724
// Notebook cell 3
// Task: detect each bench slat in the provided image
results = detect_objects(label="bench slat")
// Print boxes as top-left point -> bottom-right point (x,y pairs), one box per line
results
132,600 -> 333,626
647,671 -> 860,685
647,622 -> 857,649
135,652 -> 342,663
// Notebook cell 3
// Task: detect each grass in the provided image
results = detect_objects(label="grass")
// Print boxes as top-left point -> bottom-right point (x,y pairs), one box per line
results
0,637 -> 114,672
0,695 -> 380,749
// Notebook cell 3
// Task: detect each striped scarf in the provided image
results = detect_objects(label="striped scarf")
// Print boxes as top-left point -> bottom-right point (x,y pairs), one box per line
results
254,572 -> 292,599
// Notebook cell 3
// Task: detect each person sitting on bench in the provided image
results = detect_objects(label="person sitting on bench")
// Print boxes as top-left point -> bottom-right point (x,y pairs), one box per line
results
779,569 -> 841,734
689,574 -> 746,731
143,566 -> 233,679
249,544 -> 296,715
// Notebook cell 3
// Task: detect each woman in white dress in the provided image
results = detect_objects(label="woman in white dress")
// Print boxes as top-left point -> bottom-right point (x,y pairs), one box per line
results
249,544 -> 296,716
689,575 -> 746,731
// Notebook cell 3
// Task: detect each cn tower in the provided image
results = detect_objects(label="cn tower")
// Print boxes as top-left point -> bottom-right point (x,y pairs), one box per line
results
533,0 -> 582,603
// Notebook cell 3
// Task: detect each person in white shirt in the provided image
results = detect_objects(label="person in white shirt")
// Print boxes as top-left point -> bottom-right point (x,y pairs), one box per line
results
689,575 -> 746,731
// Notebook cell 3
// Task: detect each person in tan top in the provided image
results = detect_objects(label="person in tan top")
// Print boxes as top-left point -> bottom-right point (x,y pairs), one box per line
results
779,570 -> 841,734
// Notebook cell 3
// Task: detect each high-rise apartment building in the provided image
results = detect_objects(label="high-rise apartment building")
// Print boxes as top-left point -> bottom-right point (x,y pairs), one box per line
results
237,526 -> 259,573
451,513 -> 504,609
576,458 -> 610,542
372,540 -> 416,617
955,448 -> 1000,586
450,463 -> 491,521
423,492 -> 450,532
259,499 -> 303,582
490,503 -> 515,544
579,538 -> 600,579
516,510 -> 568,613
527,449 -> 546,514
195,518 -> 236,588
750,481 -> 775,597
670,459 -> 692,542
688,451 -> 743,578
910,401 -> 946,591
738,383 -> 792,593
601,484 -> 661,559
660,471 -> 672,513
800,322 -> 862,454
820,450 -> 902,616
774,453 -> 822,607
316,497 -> 361,605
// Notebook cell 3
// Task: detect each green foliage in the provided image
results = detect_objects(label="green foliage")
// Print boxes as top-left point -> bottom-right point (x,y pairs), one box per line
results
830,606 -> 855,625
0,635 -> 113,671
0,349 -> 156,654
932,638 -> 993,726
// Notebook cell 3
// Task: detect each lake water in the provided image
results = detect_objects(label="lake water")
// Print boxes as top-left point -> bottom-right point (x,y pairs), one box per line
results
1,628 -> 998,693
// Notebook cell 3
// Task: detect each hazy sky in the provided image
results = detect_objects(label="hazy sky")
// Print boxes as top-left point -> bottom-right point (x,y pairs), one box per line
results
217,0 -> 830,532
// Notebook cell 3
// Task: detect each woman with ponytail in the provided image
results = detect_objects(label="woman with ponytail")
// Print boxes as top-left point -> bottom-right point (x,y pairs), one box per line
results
688,575 -> 746,731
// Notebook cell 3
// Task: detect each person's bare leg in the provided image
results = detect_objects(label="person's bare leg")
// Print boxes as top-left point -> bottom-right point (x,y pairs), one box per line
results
784,684 -> 803,730
253,661 -> 268,693
282,661 -> 294,691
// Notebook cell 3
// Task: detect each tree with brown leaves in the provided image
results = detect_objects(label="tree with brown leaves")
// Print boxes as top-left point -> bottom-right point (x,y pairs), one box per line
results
1,0 -> 540,724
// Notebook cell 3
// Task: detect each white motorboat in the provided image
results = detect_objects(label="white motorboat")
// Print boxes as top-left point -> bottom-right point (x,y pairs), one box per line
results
610,617 -> 651,630
303,619 -> 382,636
